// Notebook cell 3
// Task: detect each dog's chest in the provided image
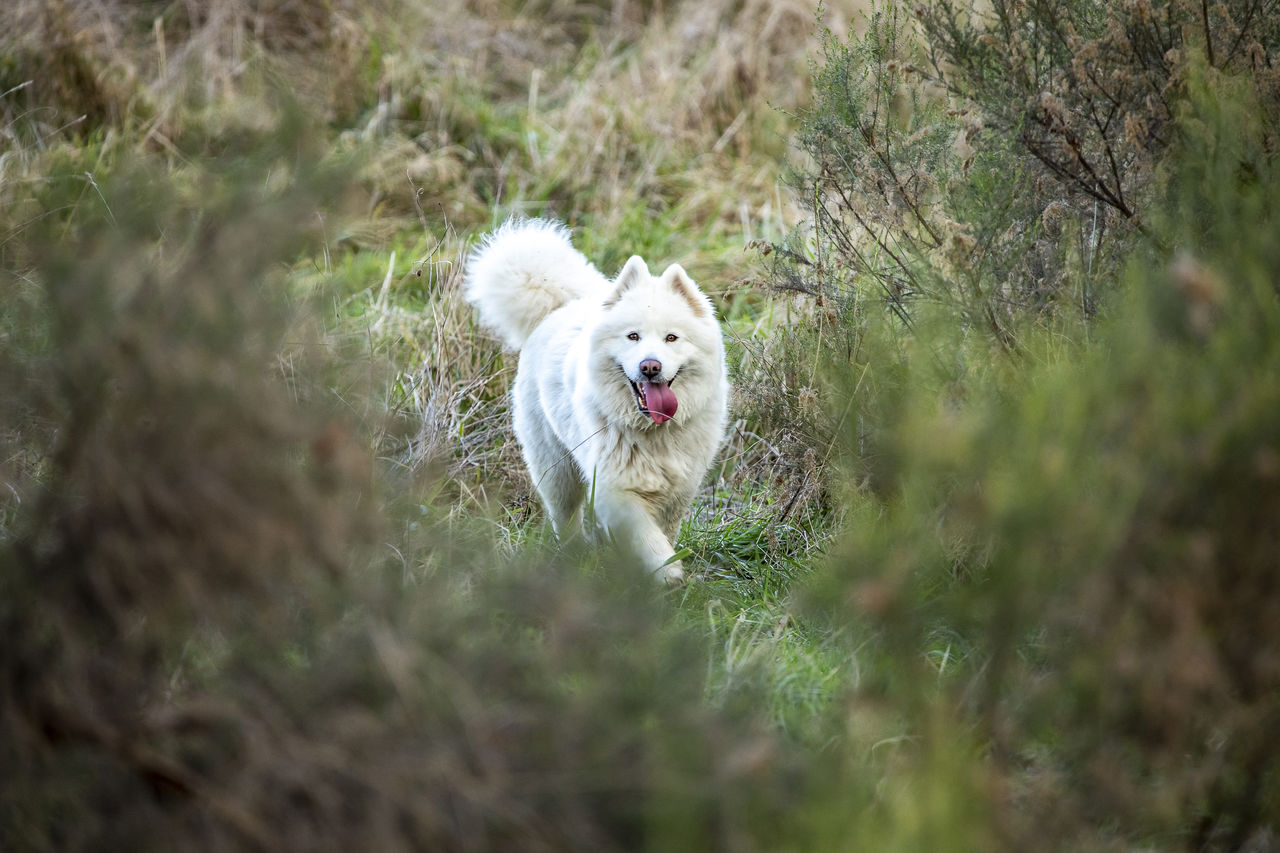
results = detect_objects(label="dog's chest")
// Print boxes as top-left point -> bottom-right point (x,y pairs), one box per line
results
594,428 -> 697,494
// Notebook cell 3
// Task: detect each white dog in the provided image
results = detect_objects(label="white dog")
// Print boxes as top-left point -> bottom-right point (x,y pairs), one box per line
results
465,219 -> 728,582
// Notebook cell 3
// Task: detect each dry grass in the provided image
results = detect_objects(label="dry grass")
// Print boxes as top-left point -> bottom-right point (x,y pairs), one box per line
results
1,0 -> 869,255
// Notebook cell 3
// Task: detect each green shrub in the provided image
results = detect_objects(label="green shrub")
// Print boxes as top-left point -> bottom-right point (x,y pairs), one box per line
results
801,60 -> 1280,850
917,0 -> 1280,232
754,0 -> 1279,506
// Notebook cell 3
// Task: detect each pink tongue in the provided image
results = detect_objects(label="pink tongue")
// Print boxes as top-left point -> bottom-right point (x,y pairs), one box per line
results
642,381 -> 678,424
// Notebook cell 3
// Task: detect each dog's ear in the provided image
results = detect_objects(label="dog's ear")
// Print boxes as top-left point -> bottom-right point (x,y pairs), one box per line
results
604,255 -> 649,307
660,264 -> 712,319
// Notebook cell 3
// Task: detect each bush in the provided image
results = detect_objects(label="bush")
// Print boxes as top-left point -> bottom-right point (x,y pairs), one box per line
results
753,0 -> 1279,499
917,0 -> 1280,233
799,58 -> 1280,851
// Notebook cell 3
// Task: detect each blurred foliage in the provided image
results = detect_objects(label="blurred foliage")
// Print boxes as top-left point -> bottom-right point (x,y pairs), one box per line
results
799,56 -> 1280,851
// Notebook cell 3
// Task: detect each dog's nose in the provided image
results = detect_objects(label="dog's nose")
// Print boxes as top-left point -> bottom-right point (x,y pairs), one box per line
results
639,358 -> 662,379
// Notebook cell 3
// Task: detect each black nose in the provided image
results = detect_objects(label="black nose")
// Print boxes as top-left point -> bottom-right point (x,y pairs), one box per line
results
639,358 -> 662,379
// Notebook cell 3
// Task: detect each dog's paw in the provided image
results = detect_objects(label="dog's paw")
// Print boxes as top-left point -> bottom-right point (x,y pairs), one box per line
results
658,560 -> 685,585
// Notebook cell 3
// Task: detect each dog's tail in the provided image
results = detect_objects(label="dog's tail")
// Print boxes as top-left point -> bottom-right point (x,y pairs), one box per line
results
465,218 -> 602,350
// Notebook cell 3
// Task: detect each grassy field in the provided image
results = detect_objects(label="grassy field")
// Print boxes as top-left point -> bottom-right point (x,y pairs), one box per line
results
3,0 -> 1279,849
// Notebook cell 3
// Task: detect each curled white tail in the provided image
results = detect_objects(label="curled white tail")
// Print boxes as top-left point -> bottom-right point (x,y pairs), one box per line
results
464,219 -> 603,350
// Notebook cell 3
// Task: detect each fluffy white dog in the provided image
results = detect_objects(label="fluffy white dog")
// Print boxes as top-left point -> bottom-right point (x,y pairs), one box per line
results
465,219 -> 728,582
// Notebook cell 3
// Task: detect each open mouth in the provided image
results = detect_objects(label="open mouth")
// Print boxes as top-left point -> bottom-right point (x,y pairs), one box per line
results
626,371 -> 679,425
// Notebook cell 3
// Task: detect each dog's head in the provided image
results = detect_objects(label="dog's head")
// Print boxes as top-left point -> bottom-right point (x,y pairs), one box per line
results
590,256 -> 723,427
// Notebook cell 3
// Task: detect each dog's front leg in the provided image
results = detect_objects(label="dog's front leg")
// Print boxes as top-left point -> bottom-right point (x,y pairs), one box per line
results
591,489 -> 685,584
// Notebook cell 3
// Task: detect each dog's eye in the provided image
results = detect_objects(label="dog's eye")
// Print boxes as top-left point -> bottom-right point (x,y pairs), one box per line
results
665,334 -> 678,343
627,332 -> 640,341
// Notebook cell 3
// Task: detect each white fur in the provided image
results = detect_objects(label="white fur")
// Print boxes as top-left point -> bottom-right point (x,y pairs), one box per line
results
465,219 -> 729,582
